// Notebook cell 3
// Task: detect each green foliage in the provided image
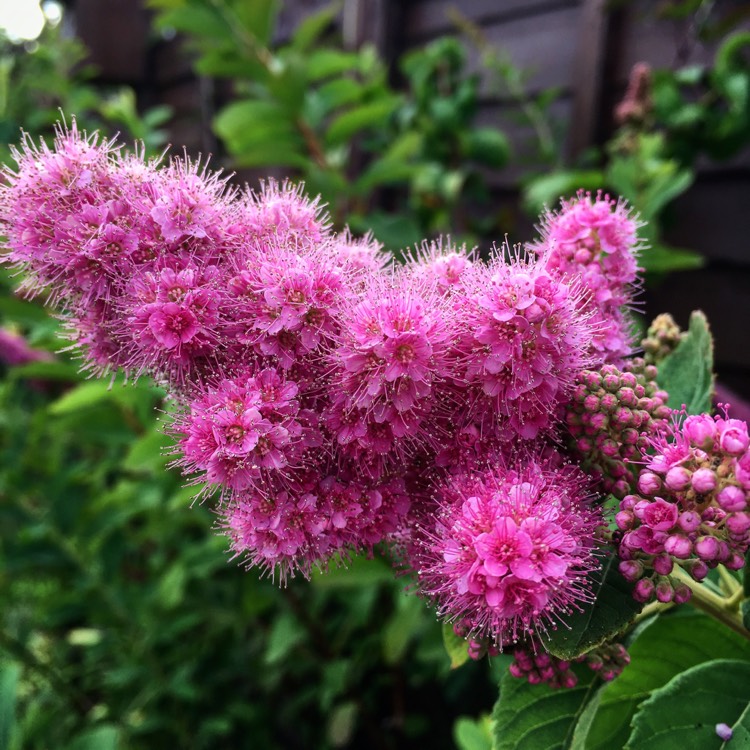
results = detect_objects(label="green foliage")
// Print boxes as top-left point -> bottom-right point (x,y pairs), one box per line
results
148,0 -> 510,250
523,23 -> 750,279
0,280 -> 498,748
0,23 -> 170,163
657,310 -> 714,414
585,611 -> 750,749
493,665 -> 601,750
541,556 -> 642,661
626,659 -> 750,749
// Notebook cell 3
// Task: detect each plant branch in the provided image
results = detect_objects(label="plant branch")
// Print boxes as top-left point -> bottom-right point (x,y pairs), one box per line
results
671,566 -> 750,642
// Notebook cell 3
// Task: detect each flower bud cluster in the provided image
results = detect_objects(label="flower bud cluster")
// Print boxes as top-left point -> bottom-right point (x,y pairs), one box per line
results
641,313 -> 684,366
507,641 -> 629,689
576,642 -> 631,681
616,412 -> 750,603
565,358 -> 671,497
508,647 -> 578,689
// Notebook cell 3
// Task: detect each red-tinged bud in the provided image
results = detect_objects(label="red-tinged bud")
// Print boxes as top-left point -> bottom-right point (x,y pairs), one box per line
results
653,553 -> 673,575
638,471 -> 661,494
727,512 -> 750,536
665,535 -> 692,559
633,578 -> 654,602
655,580 -> 674,603
665,466 -> 691,492
619,560 -> 643,581
691,468 -> 717,494
717,485 -> 746,512
678,511 -> 702,532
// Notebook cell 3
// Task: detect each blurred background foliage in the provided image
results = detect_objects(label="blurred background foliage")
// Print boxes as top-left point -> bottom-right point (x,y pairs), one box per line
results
0,0 -> 749,748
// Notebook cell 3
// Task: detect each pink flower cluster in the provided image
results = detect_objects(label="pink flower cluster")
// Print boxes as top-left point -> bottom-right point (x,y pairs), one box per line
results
532,191 -> 642,365
413,458 -> 602,643
617,412 -> 750,603
5,123 -> 746,662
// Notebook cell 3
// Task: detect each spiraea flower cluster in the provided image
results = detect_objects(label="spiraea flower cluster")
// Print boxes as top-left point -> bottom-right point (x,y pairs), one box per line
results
531,191 -> 642,365
617,413 -> 750,603
3,122 -> 747,683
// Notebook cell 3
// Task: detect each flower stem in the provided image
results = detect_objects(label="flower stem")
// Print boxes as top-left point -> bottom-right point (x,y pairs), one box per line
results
671,567 -> 750,642
717,564 -> 742,597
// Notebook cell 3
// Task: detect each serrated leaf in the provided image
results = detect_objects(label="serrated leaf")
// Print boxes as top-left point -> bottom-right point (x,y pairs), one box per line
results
441,621 -> 470,669
0,663 -> 20,750
626,659 -> 750,750
492,665 -> 599,750
657,310 -> 714,415
586,610 -> 750,750
541,554 -> 641,660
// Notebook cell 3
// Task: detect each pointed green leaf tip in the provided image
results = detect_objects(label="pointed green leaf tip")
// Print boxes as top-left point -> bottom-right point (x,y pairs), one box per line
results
626,659 -> 750,749
442,621 -> 471,669
541,555 -> 642,660
657,310 -> 714,416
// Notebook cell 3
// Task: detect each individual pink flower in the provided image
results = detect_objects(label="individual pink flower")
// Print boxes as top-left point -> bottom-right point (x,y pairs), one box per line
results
455,248 -> 595,440
415,455 -> 601,644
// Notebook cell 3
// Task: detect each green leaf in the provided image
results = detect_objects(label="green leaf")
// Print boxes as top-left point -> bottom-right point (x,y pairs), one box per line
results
638,167 -> 694,221
441,622 -> 470,669
454,715 -> 493,750
9,360 -> 82,382
382,592 -> 425,665
153,5 -> 228,40
265,612 -> 305,665
626,659 -> 750,750
213,99 -> 304,161
48,380 -> 117,415
0,663 -> 20,750
640,243 -> 704,274
657,310 -> 714,415
156,563 -> 187,610
353,159 -> 416,194
460,127 -> 509,168
541,554 -> 641,660
350,211 -> 422,254
311,553 -> 393,588
325,96 -> 402,145
65,725 -> 120,750
586,610 -> 750,750
290,3 -> 339,51
305,49 -> 360,81
122,429 -> 170,474
492,665 -> 599,750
